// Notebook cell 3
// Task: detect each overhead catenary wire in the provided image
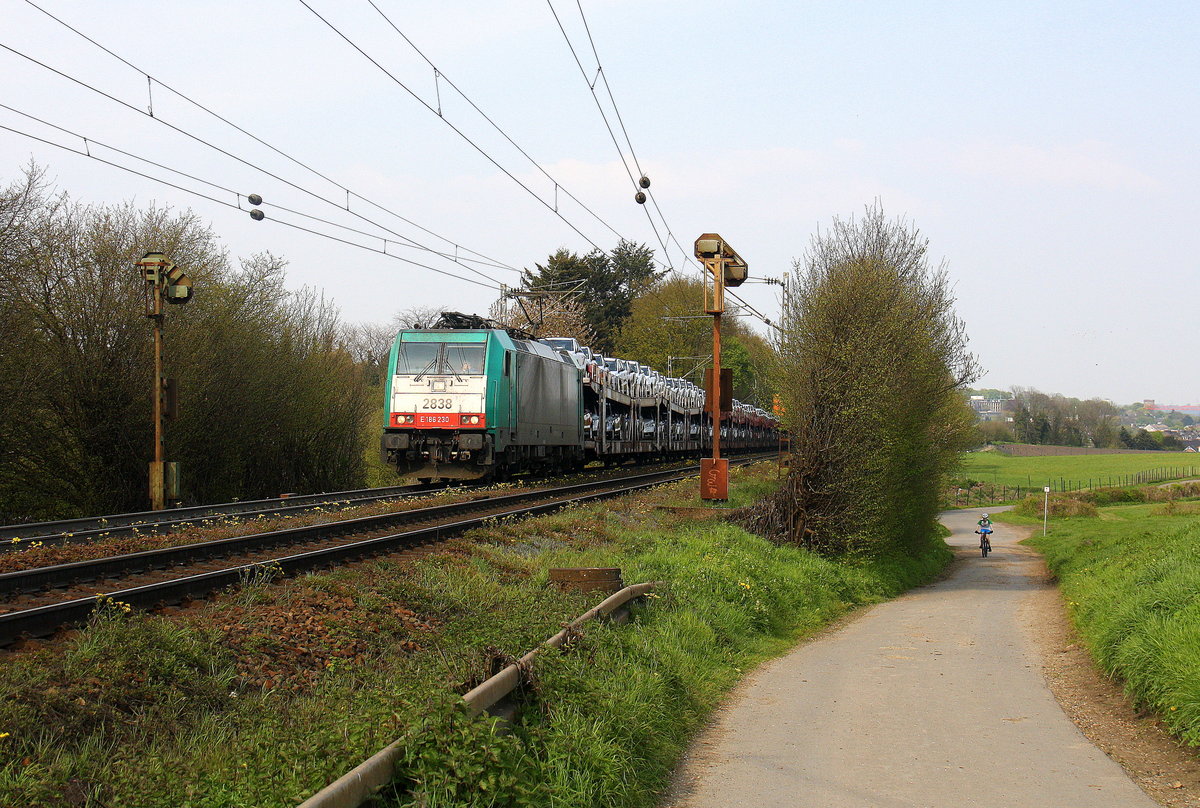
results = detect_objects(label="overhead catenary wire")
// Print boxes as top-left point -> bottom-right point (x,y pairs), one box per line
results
572,0 -> 775,334
544,0 -> 677,271
0,41 -> 511,286
15,2 -> 776,332
572,0 -> 691,275
549,0 -> 779,333
0,120 -> 500,291
15,0 -> 520,275
364,0 -> 627,246
0,102 -> 508,284
572,0 -> 645,182
567,1 -> 718,290
551,0 -> 781,333
295,0 -> 611,254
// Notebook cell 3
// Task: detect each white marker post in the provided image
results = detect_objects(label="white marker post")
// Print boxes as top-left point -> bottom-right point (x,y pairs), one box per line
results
1043,486 -> 1051,536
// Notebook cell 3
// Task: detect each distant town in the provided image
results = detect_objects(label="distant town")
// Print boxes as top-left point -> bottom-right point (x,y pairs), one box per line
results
966,390 -> 1200,451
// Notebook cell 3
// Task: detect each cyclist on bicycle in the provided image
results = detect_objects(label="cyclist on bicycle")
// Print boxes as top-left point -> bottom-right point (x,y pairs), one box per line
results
976,513 -> 993,556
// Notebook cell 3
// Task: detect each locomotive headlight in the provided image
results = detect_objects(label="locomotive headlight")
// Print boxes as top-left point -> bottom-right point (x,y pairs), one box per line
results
468,415 -> 480,424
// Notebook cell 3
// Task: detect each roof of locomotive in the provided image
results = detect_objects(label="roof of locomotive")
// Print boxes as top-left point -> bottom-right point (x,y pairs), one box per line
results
394,328 -> 570,364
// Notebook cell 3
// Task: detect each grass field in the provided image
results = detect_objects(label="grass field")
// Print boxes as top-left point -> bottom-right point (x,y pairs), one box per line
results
0,463 -> 951,808
957,451 -> 1200,491
1027,505 -> 1200,748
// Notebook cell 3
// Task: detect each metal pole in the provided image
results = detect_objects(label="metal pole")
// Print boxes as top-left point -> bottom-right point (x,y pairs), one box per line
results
150,276 -> 166,511
700,253 -> 727,501
1043,487 -> 1049,536
712,307 -> 722,464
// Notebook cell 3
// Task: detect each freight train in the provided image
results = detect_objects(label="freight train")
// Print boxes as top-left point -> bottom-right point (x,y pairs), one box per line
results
380,313 -> 778,482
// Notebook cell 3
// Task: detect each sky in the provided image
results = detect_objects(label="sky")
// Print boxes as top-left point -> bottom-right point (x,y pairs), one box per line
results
2,0 -> 1197,405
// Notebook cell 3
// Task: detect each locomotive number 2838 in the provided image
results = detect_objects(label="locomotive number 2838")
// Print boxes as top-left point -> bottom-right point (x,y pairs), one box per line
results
421,398 -> 454,410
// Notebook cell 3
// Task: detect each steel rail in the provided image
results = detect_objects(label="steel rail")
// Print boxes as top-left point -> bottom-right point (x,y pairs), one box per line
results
296,581 -> 661,808
0,482 -> 432,549
0,460 -> 745,645
0,454 -> 736,550
0,465 -> 696,598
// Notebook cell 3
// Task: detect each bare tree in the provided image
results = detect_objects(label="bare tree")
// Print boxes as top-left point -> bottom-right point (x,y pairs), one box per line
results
392,304 -> 445,330
489,288 -> 597,345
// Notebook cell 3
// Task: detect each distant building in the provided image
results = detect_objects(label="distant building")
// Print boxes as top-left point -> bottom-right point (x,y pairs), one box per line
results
1143,399 -> 1200,416
969,395 -> 1013,422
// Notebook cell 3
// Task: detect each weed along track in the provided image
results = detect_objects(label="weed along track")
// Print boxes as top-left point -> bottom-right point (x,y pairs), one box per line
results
0,481 -> 432,550
0,456 -> 709,553
0,462 -> 756,646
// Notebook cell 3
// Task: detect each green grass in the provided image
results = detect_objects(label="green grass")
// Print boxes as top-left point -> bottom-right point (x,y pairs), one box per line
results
0,464 -> 950,807
956,451 -> 1200,492
1027,505 -> 1200,747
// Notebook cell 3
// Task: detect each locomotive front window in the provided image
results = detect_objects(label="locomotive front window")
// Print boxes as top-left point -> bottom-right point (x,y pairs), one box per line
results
444,344 -> 485,375
396,343 -> 442,375
397,342 -> 486,376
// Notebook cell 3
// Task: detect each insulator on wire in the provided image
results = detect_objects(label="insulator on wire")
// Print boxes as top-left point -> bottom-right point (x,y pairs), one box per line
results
248,193 -> 263,205
634,191 -> 647,205
250,209 -> 265,221
639,175 -> 651,189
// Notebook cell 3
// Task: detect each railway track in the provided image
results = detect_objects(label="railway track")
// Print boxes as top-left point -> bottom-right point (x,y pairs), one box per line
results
0,457 -> 714,552
0,458 -> 763,646
0,481 -> 437,551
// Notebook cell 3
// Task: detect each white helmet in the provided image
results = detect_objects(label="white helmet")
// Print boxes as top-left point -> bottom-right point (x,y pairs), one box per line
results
981,513 -> 989,518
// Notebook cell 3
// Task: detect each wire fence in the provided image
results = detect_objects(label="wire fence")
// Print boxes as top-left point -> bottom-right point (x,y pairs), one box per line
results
943,464 -> 1200,508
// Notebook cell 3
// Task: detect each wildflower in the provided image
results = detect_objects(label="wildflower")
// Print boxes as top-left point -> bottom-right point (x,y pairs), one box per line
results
0,732 -> 10,739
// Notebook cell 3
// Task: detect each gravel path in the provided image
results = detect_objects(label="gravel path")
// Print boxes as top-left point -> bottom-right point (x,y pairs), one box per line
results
665,508 -> 1158,807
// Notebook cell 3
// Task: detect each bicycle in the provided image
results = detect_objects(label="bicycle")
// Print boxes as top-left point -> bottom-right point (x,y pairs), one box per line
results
976,526 -> 993,557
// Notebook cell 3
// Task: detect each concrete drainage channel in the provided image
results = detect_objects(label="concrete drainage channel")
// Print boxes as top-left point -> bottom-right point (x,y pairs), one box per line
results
297,580 -> 662,808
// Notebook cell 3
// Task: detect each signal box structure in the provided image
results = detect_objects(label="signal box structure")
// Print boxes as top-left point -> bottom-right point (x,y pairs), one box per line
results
694,234 -> 749,502
135,251 -> 193,510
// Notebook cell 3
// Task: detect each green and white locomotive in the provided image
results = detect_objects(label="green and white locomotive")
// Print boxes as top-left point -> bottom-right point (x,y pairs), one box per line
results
380,312 -> 778,482
381,317 -> 584,481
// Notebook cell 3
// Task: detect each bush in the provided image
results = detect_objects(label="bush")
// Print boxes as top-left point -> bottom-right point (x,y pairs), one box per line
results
761,205 -> 979,555
1013,495 -> 1098,518
1080,487 -> 1146,507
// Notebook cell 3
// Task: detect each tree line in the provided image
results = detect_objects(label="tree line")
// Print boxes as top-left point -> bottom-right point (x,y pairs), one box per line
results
0,165 -> 371,521
985,388 -> 1186,450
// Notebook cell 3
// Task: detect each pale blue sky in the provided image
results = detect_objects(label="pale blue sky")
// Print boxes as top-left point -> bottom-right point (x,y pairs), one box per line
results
2,0 -> 1196,404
